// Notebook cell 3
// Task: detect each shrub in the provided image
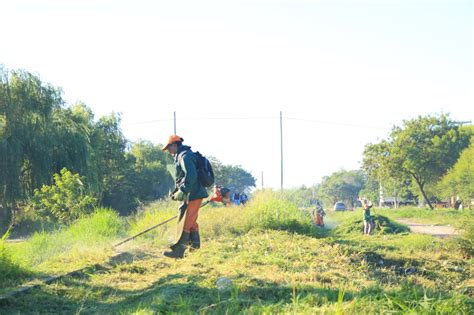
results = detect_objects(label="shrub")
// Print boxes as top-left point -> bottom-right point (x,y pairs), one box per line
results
30,168 -> 97,224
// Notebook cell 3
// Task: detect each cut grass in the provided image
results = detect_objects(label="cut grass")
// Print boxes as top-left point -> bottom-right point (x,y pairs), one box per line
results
332,214 -> 410,236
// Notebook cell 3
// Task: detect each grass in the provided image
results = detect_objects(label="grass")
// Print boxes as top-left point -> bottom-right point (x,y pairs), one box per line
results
0,229 -> 32,289
1,208 -> 126,293
1,192 -> 473,314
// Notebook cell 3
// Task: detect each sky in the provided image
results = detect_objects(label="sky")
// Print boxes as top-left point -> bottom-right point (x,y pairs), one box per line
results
1,0 -> 473,189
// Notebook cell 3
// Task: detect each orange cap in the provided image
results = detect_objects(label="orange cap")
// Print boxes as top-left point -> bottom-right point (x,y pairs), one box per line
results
162,135 -> 184,151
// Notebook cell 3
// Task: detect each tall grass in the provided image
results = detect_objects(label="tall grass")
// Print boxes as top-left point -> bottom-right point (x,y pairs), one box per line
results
9,208 -> 124,272
201,190 -> 315,239
126,200 -> 177,247
0,229 -> 31,290
128,190 -> 316,246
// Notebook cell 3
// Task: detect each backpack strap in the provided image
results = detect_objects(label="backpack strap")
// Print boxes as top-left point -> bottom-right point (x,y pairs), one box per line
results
177,148 -> 193,168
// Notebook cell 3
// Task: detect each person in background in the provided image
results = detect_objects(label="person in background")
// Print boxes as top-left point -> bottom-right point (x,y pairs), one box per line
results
210,185 -> 232,207
363,201 -> 374,235
240,192 -> 248,205
233,192 -> 241,205
315,201 -> 326,227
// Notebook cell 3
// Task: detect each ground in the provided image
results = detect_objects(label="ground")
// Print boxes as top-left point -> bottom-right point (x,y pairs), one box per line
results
396,218 -> 458,237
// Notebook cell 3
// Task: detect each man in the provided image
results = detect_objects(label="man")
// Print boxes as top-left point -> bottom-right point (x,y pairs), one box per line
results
363,201 -> 373,235
162,135 -> 209,258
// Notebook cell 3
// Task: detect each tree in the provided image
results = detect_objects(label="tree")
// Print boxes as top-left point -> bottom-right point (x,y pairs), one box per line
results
358,177 -> 380,205
437,136 -> 474,205
317,170 -> 365,208
208,157 -> 256,193
51,103 -> 98,192
123,140 -> 173,213
99,140 -> 175,215
362,141 -> 413,208
0,67 -> 63,225
90,113 -> 128,206
388,114 -> 470,209
282,185 -> 319,208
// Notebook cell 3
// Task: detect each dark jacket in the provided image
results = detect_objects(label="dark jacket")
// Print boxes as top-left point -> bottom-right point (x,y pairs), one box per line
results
175,145 -> 209,201
363,205 -> 372,221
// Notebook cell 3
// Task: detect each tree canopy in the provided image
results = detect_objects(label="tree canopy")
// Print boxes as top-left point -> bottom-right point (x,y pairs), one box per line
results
317,170 -> 365,208
362,114 -> 471,209
437,136 -> 474,204
209,157 -> 256,193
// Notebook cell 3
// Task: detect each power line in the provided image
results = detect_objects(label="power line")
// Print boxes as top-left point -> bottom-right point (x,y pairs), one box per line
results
125,118 -> 173,126
124,115 -> 386,130
123,116 -> 277,126
285,117 -> 386,130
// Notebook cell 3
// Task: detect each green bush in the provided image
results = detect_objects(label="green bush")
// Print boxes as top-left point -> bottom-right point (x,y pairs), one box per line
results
30,168 -> 97,224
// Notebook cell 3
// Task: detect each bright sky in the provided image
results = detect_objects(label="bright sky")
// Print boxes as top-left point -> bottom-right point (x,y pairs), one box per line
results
1,0 -> 473,189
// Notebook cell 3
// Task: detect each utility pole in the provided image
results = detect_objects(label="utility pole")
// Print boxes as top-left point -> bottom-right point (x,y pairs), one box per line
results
280,111 -> 283,191
261,171 -> 264,190
173,111 -> 177,134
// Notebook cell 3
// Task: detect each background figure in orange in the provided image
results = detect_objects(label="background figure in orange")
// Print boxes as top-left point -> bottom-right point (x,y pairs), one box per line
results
210,185 -> 231,206
313,201 -> 326,227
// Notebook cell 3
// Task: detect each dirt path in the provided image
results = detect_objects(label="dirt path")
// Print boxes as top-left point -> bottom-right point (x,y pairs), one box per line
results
396,219 -> 458,237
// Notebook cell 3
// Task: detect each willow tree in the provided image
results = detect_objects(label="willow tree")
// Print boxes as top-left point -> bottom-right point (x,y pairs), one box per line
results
91,113 -> 129,206
0,68 -> 63,225
51,103 -> 98,192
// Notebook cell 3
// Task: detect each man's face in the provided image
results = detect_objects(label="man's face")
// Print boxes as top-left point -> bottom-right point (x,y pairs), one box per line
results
168,143 -> 178,156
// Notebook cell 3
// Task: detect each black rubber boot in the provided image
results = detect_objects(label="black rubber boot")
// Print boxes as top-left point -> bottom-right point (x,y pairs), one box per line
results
163,232 -> 190,259
189,231 -> 200,251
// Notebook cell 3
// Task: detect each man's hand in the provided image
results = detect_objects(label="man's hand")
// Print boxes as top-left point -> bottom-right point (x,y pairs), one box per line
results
172,190 -> 185,201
